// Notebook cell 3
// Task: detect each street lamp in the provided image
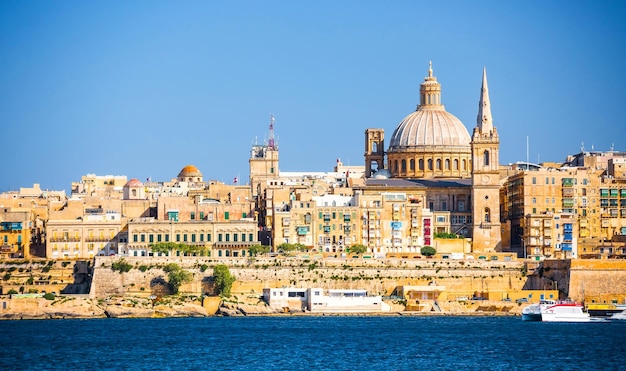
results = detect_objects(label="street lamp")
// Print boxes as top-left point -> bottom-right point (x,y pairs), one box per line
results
266,235 -> 272,254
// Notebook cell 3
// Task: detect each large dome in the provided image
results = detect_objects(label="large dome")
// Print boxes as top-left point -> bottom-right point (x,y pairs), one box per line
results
386,62 -> 472,179
389,109 -> 470,149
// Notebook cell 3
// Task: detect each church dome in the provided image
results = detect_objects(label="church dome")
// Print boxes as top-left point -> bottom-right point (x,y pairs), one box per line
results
124,178 -> 143,187
386,62 -> 472,179
177,165 -> 202,178
389,109 -> 470,149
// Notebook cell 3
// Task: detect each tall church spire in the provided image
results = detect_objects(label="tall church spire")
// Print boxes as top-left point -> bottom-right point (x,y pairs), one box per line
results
476,67 -> 493,134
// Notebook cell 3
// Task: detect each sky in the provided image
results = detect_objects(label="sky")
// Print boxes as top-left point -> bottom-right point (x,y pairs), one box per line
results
1,1 -> 625,192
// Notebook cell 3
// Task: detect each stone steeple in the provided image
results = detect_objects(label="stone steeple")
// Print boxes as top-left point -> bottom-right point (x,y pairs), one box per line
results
476,67 -> 494,135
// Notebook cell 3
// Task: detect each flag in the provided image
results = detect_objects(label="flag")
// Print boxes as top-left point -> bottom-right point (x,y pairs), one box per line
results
233,177 -> 238,184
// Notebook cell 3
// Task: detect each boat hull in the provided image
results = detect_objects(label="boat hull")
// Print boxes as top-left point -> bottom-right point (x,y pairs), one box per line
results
521,313 -> 542,322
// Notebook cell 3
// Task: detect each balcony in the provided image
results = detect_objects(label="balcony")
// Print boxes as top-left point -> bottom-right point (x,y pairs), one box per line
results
86,236 -> 112,242
50,236 -> 81,242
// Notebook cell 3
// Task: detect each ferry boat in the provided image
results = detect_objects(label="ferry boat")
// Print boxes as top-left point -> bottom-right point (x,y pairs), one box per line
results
586,302 -> 626,317
540,301 -> 591,322
521,300 -> 556,321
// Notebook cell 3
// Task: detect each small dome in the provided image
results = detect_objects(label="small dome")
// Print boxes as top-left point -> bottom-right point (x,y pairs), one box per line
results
177,165 -> 202,178
124,178 -> 143,187
373,169 -> 391,179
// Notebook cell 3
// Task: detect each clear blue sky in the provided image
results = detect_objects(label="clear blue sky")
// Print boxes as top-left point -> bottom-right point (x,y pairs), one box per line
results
1,1 -> 625,192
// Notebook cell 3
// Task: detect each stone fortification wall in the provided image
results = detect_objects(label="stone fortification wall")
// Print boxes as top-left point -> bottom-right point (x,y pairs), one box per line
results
526,259 -> 626,303
91,256 -> 527,299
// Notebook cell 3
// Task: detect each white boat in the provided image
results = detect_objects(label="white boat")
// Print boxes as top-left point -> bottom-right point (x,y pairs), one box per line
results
521,300 -> 556,321
541,301 -> 590,322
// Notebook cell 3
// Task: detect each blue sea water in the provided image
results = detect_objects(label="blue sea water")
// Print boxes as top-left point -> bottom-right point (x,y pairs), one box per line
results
0,316 -> 624,370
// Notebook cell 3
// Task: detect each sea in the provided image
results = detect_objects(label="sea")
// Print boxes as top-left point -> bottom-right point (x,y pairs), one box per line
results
1,315 -> 624,371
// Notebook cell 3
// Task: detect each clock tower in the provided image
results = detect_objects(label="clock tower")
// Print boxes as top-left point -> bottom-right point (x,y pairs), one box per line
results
470,67 -> 502,253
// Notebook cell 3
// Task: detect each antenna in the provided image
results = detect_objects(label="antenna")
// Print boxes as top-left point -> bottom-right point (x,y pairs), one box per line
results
268,114 -> 276,150
526,136 -> 529,171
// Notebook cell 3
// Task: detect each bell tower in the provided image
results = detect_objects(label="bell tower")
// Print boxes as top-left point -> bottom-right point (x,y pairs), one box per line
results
250,115 -> 280,199
364,128 -> 385,177
470,67 -> 502,253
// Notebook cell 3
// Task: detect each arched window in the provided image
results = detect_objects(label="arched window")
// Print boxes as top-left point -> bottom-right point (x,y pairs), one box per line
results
436,159 -> 441,170
483,150 -> 490,166
484,208 -> 491,223
401,159 -> 407,172
454,159 -> 459,170
445,159 -> 450,170
394,160 -> 398,173
419,159 -> 424,170
372,142 -> 378,153
428,159 -> 433,170
410,159 -> 415,171
462,159 -> 467,170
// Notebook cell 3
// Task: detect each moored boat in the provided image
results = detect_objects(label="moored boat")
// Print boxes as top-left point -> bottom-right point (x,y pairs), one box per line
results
521,300 -> 556,321
541,301 -> 590,322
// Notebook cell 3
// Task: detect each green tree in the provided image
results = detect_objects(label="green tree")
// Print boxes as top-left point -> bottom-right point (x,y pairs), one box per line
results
347,244 -> 367,255
420,246 -> 437,257
111,258 -> 133,273
293,243 -> 308,252
150,242 -> 207,256
277,243 -> 297,254
162,263 -> 192,294
248,244 -> 270,257
213,264 -> 235,297
434,232 -> 460,239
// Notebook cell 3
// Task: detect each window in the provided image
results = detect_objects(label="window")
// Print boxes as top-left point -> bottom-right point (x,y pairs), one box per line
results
401,159 -> 406,172
484,208 -> 491,223
191,212 -> 195,220
419,159 -> 424,170
140,234 -> 145,242
532,177 -> 536,185
428,159 -> 433,170
445,159 -> 450,170
225,212 -> 229,220
454,159 -> 459,170
149,234 -> 154,243
200,212 -> 204,220
436,159 -> 441,170
191,234 -> 196,242
133,235 -> 138,243
207,233 -> 212,242
483,150 -> 489,166
165,235 -> 170,242
176,234 -> 180,242
410,159 -> 415,170
218,234 -> 223,242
